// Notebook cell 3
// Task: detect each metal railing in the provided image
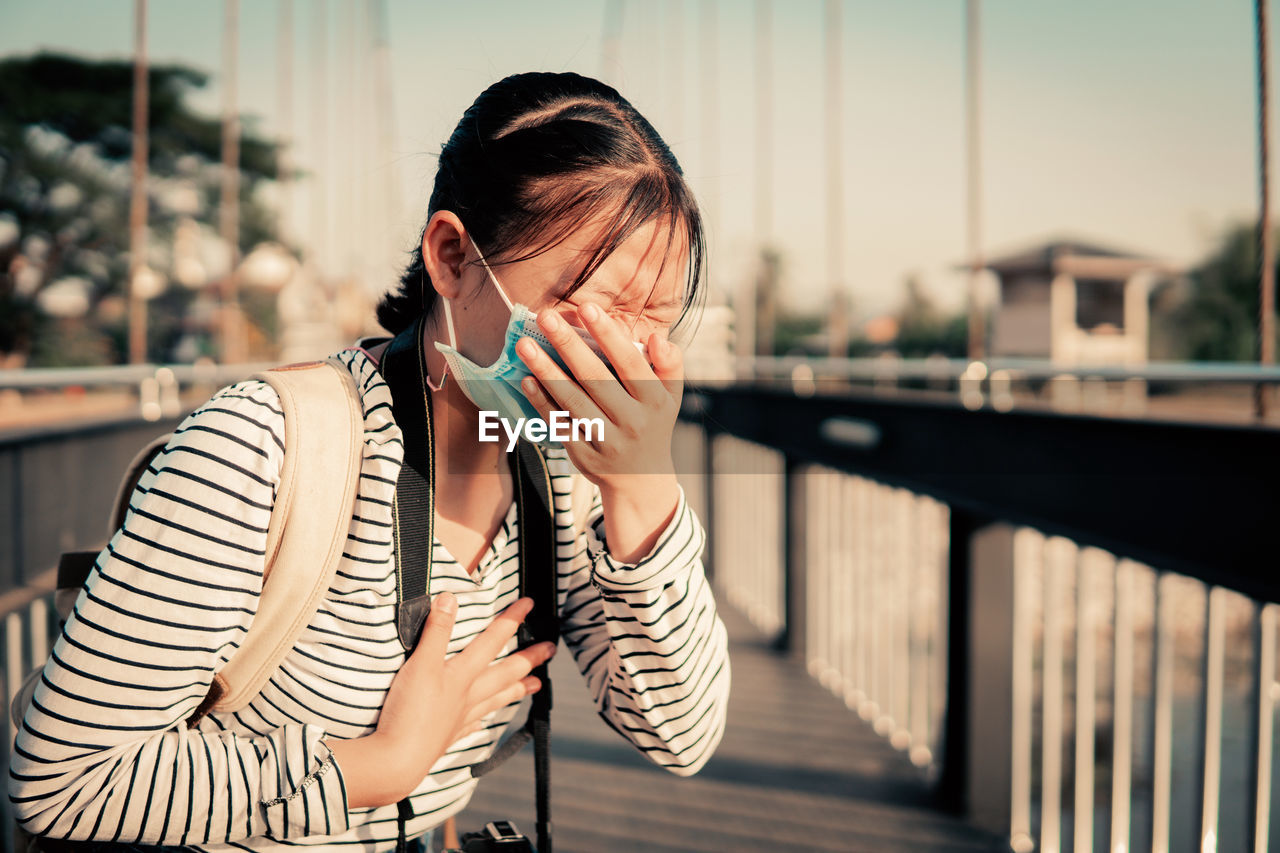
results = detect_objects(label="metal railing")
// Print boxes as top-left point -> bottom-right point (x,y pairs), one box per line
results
1,364 -> 1278,852
676,382 -> 1279,853
736,355 -> 1280,385
0,588 -> 56,853
0,362 -> 274,422
734,355 -> 1280,425
8,356 -> 1280,417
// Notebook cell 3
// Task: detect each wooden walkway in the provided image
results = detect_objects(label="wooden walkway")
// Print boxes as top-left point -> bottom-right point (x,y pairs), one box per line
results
454,605 -> 1007,853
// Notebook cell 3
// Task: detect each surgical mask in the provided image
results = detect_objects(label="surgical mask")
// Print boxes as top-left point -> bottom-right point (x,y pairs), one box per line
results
432,237 -> 646,445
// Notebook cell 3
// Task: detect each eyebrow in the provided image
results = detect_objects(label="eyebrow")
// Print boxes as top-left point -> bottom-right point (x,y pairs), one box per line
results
648,298 -> 683,311
558,270 -> 683,311
584,290 -> 682,312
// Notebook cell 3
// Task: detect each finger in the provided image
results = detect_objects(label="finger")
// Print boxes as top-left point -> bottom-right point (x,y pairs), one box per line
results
410,591 -> 458,663
454,719 -> 487,742
464,676 -> 541,728
523,376 -> 607,466
453,597 -> 534,673
469,641 -> 556,699
516,337 -> 614,424
450,715 -> 491,746
579,304 -> 656,399
647,333 -> 684,404
521,374 -> 607,458
535,310 -> 617,387
520,376 -> 555,424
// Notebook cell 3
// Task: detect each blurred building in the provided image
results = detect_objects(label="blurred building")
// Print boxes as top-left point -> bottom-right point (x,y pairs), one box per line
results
683,304 -> 735,384
984,238 -> 1177,367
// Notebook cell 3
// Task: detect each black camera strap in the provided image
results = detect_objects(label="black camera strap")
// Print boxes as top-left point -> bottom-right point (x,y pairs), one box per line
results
479,439 -> 557,853
380,316 -> 557,853
383,316 -> 436,653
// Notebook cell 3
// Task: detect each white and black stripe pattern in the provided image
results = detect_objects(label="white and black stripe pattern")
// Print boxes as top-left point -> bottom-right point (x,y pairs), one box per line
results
8,346 -> 731,852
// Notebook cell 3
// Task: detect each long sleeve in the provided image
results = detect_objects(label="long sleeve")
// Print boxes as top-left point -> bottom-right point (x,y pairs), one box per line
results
7,380 -> 350,845
556,480 -> 730,776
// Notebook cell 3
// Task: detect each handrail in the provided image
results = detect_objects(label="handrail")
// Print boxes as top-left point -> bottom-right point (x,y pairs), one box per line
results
0,362 -> 275,391
737,355 -> 1280,383
0,363 -> 275,424
680,385 -> 1280,603
6,357 -> 1280,392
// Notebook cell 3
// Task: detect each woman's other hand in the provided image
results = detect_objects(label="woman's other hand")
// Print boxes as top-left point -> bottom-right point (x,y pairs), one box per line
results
326,592 -> 555,807
517,304 -> 682,562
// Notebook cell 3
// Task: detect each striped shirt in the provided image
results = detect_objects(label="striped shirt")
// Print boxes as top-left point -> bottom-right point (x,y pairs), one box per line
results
8,345 -> 731,851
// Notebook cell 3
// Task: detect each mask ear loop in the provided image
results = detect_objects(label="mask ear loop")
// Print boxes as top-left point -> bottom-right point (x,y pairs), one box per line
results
422,238 -> 509,393
470,239 -> 517,312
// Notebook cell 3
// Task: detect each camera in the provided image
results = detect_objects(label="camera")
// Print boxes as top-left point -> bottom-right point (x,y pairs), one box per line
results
443,820 -> 535,853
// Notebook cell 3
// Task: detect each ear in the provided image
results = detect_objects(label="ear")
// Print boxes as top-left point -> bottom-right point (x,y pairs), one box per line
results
421,211 -> 471,300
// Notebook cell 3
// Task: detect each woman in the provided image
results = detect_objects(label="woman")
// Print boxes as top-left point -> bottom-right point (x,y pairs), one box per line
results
8,72 -> 731,852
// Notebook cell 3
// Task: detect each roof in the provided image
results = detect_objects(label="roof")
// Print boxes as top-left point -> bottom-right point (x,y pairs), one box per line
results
955,235 -> 1176,278
952,234 -> 1177,280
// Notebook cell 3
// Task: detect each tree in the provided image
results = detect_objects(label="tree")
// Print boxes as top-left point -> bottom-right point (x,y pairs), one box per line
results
772,310 -> 825,355
1165,223 -> 1278,362
0,52 -> 283,366
892,274 -> 967,358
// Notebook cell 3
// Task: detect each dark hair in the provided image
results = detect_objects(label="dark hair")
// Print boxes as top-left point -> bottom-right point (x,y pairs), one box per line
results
375,72 -> 706,336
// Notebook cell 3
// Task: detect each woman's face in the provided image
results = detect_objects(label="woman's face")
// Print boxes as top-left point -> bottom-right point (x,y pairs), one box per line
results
444,214 -> 689,367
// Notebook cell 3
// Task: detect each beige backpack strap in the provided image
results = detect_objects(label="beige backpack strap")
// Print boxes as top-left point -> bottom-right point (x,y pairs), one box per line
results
199,358 -> 364,716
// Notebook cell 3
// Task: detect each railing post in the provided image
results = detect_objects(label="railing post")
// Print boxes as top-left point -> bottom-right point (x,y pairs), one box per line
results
1195,585 -> 1227,851
1249,602 -> 1276,852
936,507 -> 978,813
2,450 -> 22,591
702,424 -> 716,584
774,456 -> 805,657
936,509 -> 1017,842
968,520 -> 1018,836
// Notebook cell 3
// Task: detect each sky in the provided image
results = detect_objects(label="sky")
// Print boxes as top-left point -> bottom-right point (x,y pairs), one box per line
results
0,0 -> 1268,322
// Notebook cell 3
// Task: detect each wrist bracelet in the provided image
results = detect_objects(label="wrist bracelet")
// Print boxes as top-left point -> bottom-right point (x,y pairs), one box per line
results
260,747 -> 336,808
